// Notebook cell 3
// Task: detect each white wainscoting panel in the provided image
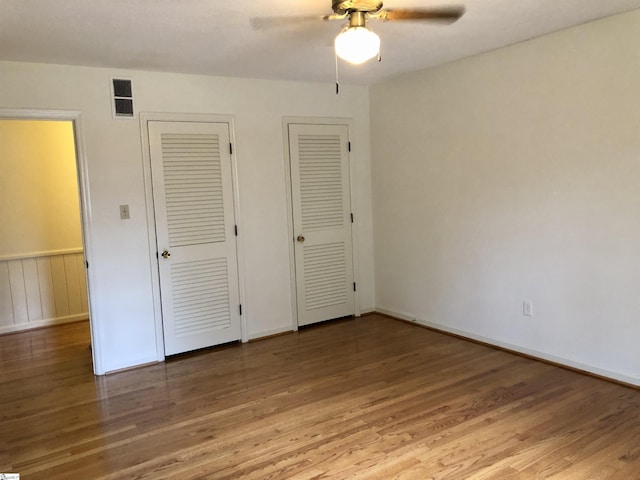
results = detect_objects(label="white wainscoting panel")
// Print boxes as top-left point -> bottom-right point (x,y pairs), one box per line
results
0,249 -> 88,333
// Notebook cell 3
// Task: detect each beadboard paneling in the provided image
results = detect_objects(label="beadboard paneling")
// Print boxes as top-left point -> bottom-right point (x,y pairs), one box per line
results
0,250 -> 88,333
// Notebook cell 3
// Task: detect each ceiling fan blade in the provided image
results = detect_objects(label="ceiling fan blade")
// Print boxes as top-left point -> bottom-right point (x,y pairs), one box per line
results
250,15 -> 327,30
377,6 -> 465,24
250,13 -> 347,30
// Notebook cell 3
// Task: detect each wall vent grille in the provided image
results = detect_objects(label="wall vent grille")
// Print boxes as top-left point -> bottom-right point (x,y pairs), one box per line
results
111,78 -> 134,118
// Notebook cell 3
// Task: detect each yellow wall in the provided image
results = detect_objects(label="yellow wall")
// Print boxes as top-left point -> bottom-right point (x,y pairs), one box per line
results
0,120 -> 82,256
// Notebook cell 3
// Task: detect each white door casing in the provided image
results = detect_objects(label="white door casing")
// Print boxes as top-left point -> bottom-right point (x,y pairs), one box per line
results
0,109 -> 100,372
148,121 -> 241,355
288,123 -> 355,327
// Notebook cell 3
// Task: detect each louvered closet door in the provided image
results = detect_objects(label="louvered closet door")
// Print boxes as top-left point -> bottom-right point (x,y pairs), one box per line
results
289,123 -> 355,326
149,121 -> 241,355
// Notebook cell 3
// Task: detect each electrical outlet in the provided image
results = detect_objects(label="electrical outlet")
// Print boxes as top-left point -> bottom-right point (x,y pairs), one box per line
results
119,204 -> 130,220
523,300 -> 533,317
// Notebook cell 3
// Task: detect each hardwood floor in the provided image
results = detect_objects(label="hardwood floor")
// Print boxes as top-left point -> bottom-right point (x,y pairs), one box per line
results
1,315 -> 638,479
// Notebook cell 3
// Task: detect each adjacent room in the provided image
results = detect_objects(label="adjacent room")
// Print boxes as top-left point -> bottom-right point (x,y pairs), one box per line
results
1,0 -> 639,478
0,120 -> 88,335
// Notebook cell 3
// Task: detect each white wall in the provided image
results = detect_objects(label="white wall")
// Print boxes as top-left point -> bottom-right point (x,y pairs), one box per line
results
370,11 -> 640,385
0,62 -> 374,373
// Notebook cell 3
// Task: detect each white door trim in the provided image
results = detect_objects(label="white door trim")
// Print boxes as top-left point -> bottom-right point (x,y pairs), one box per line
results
282,116 -> 361,331
140,112 -> 247,362
0,109 -> 101,373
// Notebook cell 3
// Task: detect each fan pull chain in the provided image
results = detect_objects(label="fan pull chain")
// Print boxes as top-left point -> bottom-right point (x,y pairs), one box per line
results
335,51 -> 340,95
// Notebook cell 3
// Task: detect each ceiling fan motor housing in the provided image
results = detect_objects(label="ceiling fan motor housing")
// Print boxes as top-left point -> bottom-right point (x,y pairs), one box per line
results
332,0 -> 384,15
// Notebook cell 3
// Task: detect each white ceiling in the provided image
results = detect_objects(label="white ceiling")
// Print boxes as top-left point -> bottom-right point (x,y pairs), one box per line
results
1,0 -> 639,85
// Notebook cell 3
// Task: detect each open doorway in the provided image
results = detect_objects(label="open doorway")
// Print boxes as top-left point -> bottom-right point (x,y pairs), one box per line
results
0,118 -> 91,355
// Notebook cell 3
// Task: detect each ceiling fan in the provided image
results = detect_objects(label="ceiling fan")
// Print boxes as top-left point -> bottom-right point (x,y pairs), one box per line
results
252,1 -> 465,65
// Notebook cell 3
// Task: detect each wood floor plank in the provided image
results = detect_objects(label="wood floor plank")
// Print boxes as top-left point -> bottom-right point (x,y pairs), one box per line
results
1,315 -> 638,479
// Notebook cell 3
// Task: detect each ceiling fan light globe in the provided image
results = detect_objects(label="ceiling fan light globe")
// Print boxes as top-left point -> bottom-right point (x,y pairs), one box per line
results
335,26 -> 380,65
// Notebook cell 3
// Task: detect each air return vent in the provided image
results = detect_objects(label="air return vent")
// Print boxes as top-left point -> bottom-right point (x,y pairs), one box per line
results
111,78 -> 134,118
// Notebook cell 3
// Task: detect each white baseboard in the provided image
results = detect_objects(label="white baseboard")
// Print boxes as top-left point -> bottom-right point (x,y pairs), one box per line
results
376,307 -> 417,322
248,326 -> 293,341
0,313 -> 88,335
103,355 -> 161,375
376,308 -> 639,388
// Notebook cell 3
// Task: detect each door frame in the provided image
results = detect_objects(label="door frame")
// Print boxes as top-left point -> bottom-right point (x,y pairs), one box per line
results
0,108 -> 101,373
282,116 -> 361,330
140,112 -> 247,361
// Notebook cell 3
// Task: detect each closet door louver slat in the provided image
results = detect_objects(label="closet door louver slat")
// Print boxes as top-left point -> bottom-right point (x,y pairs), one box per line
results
161,133 -> 226,247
